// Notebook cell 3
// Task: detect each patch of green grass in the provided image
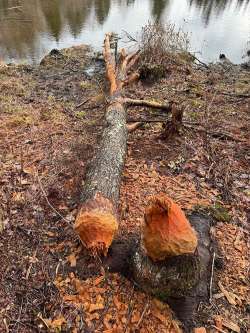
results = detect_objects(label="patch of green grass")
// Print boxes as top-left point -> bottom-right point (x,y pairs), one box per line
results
75,111 -> 86,119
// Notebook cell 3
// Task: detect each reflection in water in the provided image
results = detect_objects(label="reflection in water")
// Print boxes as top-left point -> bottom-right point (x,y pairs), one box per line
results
94,0 -> 111,24
0,0 -> 249,63
151,0 -> 170,21
189,0 -> 250,25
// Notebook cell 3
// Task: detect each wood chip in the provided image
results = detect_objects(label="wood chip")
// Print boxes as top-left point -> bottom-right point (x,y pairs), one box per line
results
214,315 -> 223,330
93,275 -> 105,286
222,318 -> 240,333
194,328 -> 206,333
218,281 -> 237,305
213,293 -> 224,299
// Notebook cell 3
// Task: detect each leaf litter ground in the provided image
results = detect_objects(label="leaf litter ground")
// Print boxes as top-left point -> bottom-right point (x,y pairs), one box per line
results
0,46 -> 249,332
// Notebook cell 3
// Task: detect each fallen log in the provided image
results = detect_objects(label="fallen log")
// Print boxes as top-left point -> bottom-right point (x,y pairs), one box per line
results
74,34 -> 174,255
74,34 -> 128,255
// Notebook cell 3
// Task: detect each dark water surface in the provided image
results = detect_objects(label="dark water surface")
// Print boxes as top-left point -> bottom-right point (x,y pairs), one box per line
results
0,0 -> 249,64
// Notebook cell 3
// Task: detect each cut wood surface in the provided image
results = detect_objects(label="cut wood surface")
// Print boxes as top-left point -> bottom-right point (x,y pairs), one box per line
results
143,194 -> 198,261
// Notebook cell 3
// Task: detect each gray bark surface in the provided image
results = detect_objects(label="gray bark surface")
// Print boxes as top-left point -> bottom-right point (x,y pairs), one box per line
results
82,101 -> 127,208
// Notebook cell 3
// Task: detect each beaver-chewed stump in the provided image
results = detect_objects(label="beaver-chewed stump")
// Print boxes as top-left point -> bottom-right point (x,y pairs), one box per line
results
105,195 -> 212,328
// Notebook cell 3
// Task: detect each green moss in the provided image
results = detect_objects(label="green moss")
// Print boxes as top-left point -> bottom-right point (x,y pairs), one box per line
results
209,202 -> 231,222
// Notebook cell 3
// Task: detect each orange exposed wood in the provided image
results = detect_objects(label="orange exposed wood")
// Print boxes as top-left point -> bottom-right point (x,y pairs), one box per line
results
143,194 -> 198,261
74,193 -> 118,255
103,33 -> 117,95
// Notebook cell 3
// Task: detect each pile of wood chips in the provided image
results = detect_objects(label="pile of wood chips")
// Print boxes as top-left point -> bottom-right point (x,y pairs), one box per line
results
39,272 -> 182,332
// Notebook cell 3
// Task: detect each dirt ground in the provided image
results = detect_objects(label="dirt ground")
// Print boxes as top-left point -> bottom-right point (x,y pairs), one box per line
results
0,45 -> 249,333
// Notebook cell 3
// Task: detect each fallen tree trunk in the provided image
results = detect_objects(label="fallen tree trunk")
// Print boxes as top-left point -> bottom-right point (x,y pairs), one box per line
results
74,34 -> 128,255
74,102 -> 127,255
75,34 -> 173,255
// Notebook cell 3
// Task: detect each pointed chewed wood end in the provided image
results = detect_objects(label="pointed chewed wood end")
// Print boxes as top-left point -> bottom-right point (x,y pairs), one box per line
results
143,194 -> 198,261
74,193 -> 118,256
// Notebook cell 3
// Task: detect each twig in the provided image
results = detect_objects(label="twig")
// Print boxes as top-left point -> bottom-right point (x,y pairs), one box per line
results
37,313 -> 50,329
76,98 -> 91,109
36,173 -> 71,225
136,301 -> 149,328
184,124 -> 245,142
3,318 -> 9,333
193,55 -> 209,69
219,91 -> 250,99
4,6 -> 23,10
123,97 -> 172,111
124,286 -> 135,333
0,18 -> 31,22
127,118 -> 168,123
209,251 -> 216,303
122,30 -> 138,43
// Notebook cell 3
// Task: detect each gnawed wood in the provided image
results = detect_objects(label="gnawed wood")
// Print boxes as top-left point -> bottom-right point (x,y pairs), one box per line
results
143,194 -> 198,261
75,193 -> 118,255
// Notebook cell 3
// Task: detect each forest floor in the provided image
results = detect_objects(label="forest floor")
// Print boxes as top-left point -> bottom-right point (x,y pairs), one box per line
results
0,45 -> 249,333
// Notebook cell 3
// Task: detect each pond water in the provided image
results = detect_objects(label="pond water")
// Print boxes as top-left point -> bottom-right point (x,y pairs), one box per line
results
0,0 -> 249,64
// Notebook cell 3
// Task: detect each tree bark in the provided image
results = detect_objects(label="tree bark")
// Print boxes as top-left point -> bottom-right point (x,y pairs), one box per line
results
74,101 -> 127,255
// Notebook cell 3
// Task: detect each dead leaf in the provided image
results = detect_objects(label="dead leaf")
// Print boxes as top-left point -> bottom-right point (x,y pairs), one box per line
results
194,328 -> 206,333
113,295 -> 121,310
152,308 -> 167,324
23,165 -> 36,175
46,231 -> 56,237
153,298 -> 169,310
131,310 -> 141,324
214,316 -> 223,330
50,316 -> 66,329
